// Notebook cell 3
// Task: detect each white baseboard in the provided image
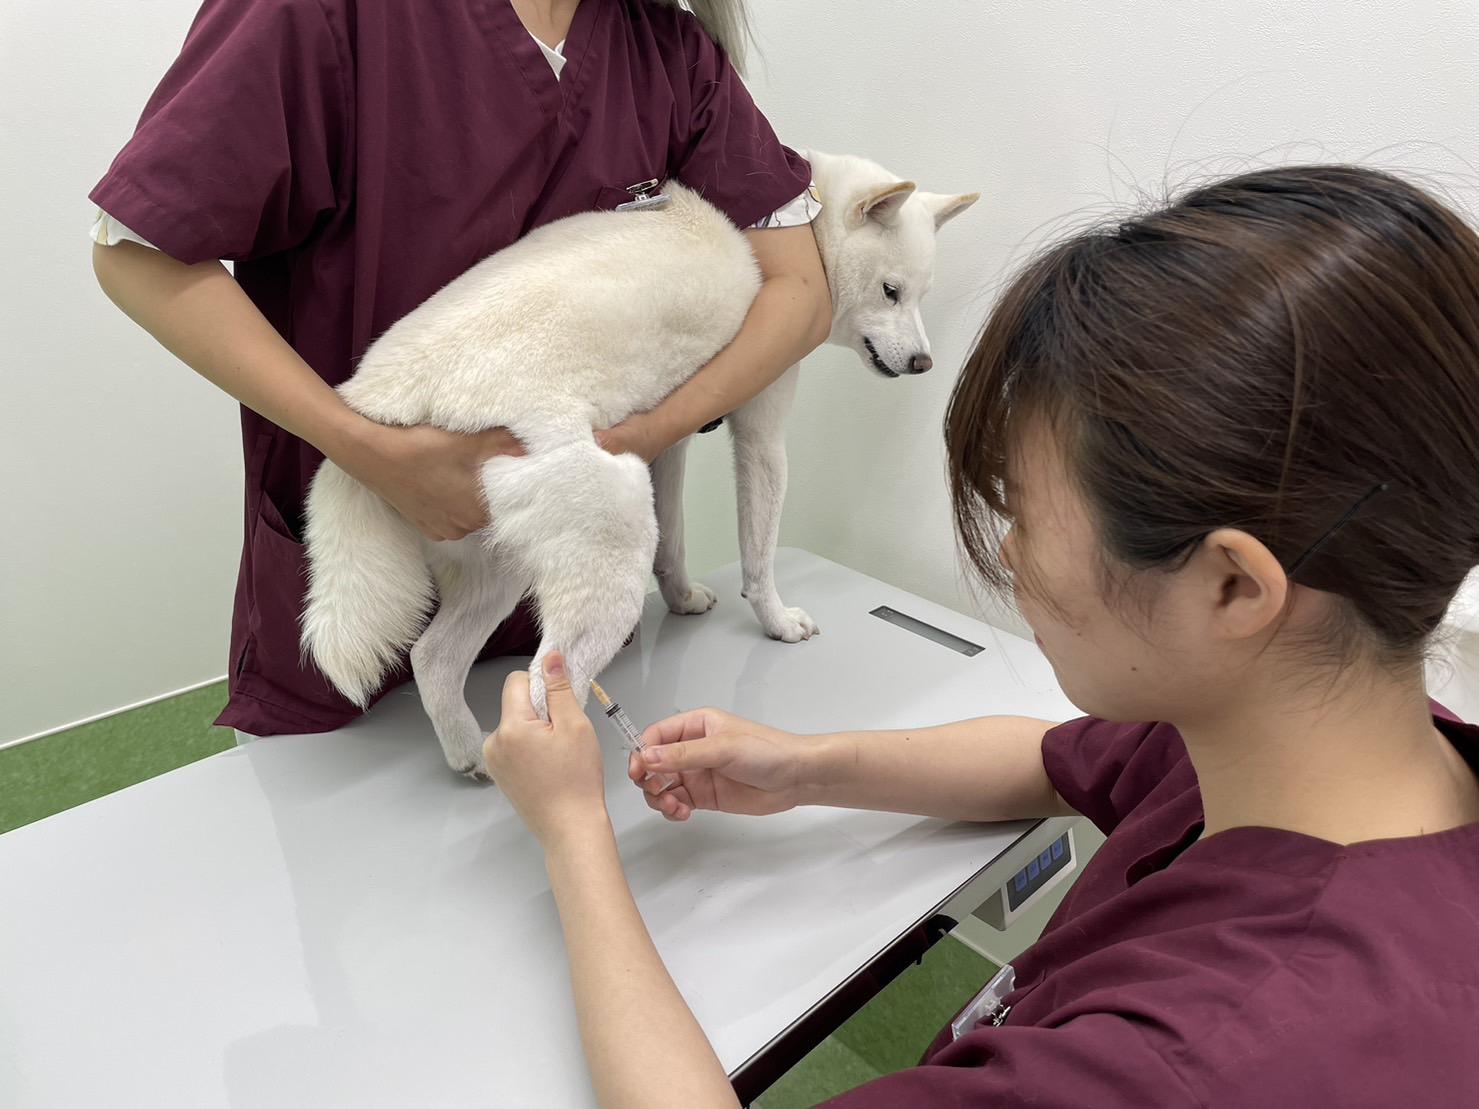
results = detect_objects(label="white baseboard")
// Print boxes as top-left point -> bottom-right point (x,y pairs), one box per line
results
0,674 -> 229,753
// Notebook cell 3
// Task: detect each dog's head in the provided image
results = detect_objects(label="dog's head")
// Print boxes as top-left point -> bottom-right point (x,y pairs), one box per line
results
804,151 -> 979,378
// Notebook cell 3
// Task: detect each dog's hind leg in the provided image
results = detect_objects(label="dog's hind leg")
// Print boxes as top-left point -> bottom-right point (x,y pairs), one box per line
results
728,365 -> 817,642
651,437 -> 717,615
410,542 -> 526,778
482,442 -> 658,720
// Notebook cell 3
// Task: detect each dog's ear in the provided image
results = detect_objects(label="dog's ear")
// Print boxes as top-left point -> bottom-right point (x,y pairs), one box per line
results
851,181 -> 917,228
916,191 -> 981,231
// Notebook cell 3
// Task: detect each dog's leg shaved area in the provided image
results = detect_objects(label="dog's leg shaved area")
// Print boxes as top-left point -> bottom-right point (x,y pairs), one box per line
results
482,441 -> 658,720
411,544 -> 526,778
729,366 -> 818,642
651,437 -> 718,615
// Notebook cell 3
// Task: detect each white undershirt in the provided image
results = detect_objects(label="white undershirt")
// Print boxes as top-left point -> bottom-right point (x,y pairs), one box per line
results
89,28 -> 816,250
532,34 -> 569,79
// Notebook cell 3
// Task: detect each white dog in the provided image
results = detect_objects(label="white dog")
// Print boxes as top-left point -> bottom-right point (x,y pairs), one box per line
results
301,151 -> 977,775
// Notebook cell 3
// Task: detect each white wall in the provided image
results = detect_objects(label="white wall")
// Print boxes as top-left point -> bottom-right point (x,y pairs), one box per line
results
722,0 -> 1479,637
5,0 -> 1479,741
3,0 -> 243,742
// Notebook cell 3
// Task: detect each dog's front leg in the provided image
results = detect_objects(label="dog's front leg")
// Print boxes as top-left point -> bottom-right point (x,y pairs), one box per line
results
651,437 -> 717,615
729,365 -> 817,642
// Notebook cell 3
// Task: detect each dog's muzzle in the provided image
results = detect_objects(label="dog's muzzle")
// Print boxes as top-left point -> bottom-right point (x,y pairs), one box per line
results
863,339 -> 934,378
862,337 -> 899,378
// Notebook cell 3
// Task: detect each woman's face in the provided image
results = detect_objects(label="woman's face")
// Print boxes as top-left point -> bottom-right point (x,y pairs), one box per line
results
1003,423 -> 1235,724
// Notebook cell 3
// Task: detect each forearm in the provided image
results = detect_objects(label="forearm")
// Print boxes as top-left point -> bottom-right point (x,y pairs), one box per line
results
544,816 -> 738,1109
642,267 -> 830,454
801,716 -> 1070,822
92,241 -> 374,463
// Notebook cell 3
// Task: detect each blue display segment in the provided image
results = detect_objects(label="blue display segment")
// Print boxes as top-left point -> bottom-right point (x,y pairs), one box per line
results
1006,832 -> 1072,912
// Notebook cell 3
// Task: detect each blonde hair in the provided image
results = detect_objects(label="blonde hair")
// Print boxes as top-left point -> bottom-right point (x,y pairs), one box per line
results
662,0 -> 754,74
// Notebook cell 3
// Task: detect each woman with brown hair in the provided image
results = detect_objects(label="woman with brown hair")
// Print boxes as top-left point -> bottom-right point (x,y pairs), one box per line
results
484,164 -> 1479,1106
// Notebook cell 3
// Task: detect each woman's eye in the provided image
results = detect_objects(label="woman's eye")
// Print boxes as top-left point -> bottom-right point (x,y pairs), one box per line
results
883,283 -> 900,304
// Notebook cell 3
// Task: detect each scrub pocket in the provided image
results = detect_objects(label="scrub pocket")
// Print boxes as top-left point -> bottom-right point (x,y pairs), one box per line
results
238,483 -> 313,694
232,430 -> 338,718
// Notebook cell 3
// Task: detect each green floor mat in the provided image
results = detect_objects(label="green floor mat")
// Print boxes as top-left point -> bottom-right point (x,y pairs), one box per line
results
0,682 -> 232,835
755,936 -> 995,1106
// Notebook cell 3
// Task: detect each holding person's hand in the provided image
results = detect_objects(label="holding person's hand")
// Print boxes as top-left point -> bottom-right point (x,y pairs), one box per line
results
483,653 -> 609,847
628,708 -> 815,822
594,411 -> 666,465
344,422 -> 525,541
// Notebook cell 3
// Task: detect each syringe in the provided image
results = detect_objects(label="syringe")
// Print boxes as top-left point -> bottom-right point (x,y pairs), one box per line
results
589,680 -> 682,795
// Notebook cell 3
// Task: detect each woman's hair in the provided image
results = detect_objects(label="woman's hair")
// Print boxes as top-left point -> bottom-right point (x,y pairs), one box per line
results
664,0 -> 753,73
945,165 -> 1479,661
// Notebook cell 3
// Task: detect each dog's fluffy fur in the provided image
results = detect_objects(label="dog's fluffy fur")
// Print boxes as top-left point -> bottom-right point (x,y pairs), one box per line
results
301,151 -> 977,774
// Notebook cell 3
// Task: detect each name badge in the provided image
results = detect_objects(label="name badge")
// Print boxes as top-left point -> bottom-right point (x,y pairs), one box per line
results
951,963 -> 1016,1040
616,179 -> 671,212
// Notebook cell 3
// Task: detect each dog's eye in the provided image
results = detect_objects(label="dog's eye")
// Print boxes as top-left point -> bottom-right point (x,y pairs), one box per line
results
883,283 -> 900,304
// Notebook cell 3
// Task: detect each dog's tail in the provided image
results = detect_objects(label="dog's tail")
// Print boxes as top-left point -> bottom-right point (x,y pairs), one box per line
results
301,460 -> 435,707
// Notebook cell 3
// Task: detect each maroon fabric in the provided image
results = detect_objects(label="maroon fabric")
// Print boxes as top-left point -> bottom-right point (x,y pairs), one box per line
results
825,703 -> 1479,1107
90,0 -> 810,735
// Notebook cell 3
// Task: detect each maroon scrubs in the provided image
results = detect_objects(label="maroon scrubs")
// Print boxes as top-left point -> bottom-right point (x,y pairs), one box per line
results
826,705 -> 1479,1107
90,0 -> 809,735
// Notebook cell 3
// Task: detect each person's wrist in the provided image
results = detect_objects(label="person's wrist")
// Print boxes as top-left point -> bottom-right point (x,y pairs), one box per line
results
796,732 -> 848,807
326,410 -> 392,474
633,407 -> 682,461
539,804 -> 614,856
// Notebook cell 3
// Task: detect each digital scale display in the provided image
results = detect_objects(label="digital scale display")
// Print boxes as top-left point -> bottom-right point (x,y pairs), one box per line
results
1007,832 -> 1072,911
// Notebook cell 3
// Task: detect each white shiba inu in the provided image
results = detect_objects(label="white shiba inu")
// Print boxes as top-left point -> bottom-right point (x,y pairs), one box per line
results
301,151 -> 978,775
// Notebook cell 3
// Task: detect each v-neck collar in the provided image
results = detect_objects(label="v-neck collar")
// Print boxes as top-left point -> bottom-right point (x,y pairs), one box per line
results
487,0 -> 603,127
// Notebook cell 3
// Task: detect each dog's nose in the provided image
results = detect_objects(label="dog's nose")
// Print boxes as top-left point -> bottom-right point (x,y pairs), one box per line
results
909,354 -> 933,374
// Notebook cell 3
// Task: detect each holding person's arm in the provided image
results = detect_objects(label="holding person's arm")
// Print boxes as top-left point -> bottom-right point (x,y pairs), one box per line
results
596,223 -> 832,462
484,654 -> 742,1109
92,241 -> 525,542
94,219 -> 829,531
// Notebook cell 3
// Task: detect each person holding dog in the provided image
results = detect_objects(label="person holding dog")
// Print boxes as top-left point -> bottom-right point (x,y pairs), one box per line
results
90,0 -> 830,738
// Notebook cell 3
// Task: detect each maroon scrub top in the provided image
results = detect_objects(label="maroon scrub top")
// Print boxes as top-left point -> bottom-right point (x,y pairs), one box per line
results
826,704 -> 1479,1107
90,0 -> 810,735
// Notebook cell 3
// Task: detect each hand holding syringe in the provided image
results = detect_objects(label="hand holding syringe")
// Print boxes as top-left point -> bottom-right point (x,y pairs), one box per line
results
589,680 -> 682,794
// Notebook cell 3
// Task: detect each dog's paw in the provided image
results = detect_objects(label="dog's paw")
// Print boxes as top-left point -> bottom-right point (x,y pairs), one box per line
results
444,753 -> 492,782
440,729 -> 493,781
765,606 -> 819,643
666,582 -> 718,615
461,762 -> 493,783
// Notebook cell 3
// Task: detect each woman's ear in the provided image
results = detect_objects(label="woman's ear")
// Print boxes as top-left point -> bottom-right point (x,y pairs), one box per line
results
1196,528 -> 1289,641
